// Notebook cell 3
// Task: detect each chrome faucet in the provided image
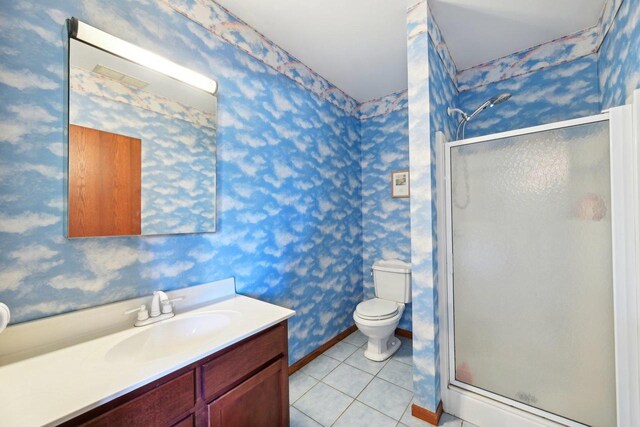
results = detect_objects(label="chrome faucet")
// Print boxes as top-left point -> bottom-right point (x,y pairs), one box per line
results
125,291 -> 184,327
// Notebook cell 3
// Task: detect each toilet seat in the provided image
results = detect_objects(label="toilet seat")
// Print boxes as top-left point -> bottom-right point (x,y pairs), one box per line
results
355,298 -> 398,320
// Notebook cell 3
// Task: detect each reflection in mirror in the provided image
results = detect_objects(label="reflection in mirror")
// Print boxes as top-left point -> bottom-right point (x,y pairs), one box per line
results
67,22 -> 217,238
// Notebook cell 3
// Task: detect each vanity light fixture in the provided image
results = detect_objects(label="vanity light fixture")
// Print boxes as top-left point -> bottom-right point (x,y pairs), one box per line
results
92,64 -> 150,89
68,17 -> 218,95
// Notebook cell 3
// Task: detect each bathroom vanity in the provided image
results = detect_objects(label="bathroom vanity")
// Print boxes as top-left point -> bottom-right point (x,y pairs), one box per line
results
64,321 -> 289,427
0,279 -> 295,427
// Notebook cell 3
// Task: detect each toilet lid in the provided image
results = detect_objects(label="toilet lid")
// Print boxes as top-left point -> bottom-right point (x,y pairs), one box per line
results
356,298 -> 399,320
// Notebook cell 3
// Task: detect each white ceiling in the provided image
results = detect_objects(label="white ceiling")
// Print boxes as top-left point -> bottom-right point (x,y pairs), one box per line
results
215,0 -> 607,102
215,0 -> 408,103
420,0 -> 606,70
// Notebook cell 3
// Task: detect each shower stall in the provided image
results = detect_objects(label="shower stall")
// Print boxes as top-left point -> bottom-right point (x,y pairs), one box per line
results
436,93 -> 640,426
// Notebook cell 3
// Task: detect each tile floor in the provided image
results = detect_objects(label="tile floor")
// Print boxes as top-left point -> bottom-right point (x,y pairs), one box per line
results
289,330 -> 477,427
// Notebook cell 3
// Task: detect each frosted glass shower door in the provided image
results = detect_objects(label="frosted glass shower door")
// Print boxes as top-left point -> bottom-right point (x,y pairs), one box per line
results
447,119 -> 616,427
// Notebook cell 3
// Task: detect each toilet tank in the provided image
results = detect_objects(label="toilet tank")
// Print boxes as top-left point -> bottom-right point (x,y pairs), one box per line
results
372,259 -> 411,303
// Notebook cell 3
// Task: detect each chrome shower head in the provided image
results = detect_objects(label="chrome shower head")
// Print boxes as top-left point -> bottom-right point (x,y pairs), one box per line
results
467,92 -> 512,121
450,92 -> 512,140
490,92 -> 512,106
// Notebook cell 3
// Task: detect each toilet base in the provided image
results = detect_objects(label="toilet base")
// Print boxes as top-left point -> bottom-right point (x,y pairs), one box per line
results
364,335 -> 401,362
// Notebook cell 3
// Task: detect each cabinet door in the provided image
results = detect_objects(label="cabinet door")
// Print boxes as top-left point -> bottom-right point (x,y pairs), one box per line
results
208,359 -> 288,427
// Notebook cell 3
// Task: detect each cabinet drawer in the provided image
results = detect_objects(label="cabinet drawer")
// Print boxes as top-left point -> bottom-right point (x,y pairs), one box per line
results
202,324 -> 286,400
82,370 -> 195,427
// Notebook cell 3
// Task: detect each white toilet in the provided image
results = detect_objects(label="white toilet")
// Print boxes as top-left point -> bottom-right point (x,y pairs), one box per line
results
353,259 -> 411,361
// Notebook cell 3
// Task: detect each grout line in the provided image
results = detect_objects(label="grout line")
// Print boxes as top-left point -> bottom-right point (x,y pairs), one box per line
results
341,358 -> 380,377
291,380 -> 347,424
379,359 -> 415,392
301,354 -> 342,380
329,397 -> 357,426
355,390 -> 413,422
292,354 -> 341,406
343,356 -> 390,376
332,397 -> 401,426
354,378 -> 414,422
309,376 -> 354,425
394,359 -> 413,366
290,406 -> 322,426
399,399 -> 414,424
322,341 -> 360,362
289,356 -> 344,408
348,362 -> 377,401
326,357 -> 400,425
289,374 -> 319,406
319,359 -> 375,398
292,336 -> 419,425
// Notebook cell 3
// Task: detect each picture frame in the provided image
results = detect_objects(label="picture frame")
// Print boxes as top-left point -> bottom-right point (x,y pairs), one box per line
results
391,169 -> 410,198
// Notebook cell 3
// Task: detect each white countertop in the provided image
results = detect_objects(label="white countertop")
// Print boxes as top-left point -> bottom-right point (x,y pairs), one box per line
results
0,294 -> 295,427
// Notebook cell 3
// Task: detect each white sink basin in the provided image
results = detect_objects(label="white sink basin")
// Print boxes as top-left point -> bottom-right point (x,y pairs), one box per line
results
106,311 -> 240,363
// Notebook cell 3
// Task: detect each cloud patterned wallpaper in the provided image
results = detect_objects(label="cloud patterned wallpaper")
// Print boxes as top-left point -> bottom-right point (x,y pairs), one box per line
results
361,109 -> 412,330
164,0 -> 359,114
452,0 -> 627,95
70,66 -> 217,235
0,0 -> 367,365
407,0 -> 441,412
453,0 -> 639,139
358,91 -> 408,120
599,0 -> 640,109
456,27 -> 600,92
457,56 -> 602,139
426,0 -> 638,141
429,39 -> 458,144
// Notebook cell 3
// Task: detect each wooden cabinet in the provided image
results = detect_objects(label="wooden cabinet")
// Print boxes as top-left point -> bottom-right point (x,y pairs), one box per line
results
173,415 -> 195,427
208,360 -> 287,427
62,322 -> 289,427
202,324 -> 286,401
80,371 -> 195,427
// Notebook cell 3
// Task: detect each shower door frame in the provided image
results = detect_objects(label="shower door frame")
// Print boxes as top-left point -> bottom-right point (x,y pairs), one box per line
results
437,107 -> 640,427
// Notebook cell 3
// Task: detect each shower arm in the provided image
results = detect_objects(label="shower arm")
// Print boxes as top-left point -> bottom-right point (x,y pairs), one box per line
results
448,107 -> 469,122
467,100 -> 492,121
448,92 -> 512,140
449,107 -> 470,140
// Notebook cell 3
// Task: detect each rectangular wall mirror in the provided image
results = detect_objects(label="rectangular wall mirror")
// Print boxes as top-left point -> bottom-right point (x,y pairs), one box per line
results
67,18 -> 218,238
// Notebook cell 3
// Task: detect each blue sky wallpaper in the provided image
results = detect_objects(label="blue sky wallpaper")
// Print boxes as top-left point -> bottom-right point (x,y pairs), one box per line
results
407,0 -> 441,412
599,0 -> 640,109
430,0 -> 638,141
429,38 -> 458,144
457,55 -> 602,139
361,108 -> 412,330
0,0 -> 364,364
456,26 -> 600,93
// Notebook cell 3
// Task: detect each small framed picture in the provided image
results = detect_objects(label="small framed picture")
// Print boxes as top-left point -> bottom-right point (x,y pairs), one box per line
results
391,170 -> 410,198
